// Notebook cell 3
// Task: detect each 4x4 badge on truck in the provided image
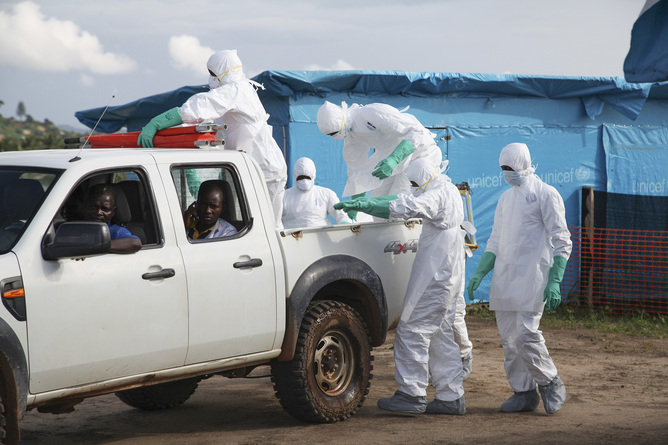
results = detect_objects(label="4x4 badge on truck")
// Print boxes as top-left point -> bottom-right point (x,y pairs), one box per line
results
384,239 -> 419,254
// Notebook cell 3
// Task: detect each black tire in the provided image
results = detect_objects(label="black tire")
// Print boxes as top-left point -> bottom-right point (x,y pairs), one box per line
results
0,393 -> 6,443
271,300 -> 372,423
115,377 -> 201,410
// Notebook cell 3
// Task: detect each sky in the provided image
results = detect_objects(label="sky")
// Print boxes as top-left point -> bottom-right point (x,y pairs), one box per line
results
0,0 -> 647,130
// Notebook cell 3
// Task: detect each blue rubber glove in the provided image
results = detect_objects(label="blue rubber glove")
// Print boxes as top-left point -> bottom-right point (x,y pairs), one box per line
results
334,195 -> 398,220
466,251 -> 496,299
137,107 -> 183,148
543,256 -> 568,311
346,193 -> 367,221
372,140 -> 414,180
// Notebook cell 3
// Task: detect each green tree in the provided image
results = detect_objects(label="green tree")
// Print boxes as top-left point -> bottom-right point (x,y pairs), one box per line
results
19,134 -> 40,151
0,138 -> 18,152
42,133 -> 63,149
17,101 -> 26,121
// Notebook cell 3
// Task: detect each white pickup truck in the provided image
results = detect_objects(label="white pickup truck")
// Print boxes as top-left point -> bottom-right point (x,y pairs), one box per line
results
0,147 -> 422,443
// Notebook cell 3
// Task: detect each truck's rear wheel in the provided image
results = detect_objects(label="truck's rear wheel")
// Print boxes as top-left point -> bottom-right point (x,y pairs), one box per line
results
115,377 -> 200,410
271,300 -> 372,423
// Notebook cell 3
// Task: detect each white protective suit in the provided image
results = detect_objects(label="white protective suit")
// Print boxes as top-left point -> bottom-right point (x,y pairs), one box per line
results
178,50 -> 288,226
282,157 -> 351,229
389,159 -> 466,402
317,101 -> 442,198
486,142 -> 572,392
454,279 -> 473,360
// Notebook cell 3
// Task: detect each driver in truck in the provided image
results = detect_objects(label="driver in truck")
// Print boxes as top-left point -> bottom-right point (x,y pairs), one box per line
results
83,183 -> 142,254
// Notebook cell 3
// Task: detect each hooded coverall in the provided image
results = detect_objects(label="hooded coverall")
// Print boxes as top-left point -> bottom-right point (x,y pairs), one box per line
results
282,157 -> 351,229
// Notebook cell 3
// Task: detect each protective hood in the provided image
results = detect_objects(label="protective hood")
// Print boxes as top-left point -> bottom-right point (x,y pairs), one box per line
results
317,101 -> 356,141
294,157 -> 316,191
406,158 -> 445,196
499,142 -> 536,175
293,157 -> 316,181
207,50 -> 245,89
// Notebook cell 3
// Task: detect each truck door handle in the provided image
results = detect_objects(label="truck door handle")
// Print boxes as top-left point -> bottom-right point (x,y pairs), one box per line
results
233,258 -> 263,269
142,268 -> 176,280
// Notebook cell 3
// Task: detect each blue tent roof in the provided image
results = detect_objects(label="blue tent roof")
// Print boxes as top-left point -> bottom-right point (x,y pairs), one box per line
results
75,85 -> 209,133
75,71 -> 668,133
624,0 -> 668,83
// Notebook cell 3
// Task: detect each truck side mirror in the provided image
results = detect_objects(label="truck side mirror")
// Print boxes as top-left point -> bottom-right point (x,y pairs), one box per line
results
42,222 -> 111,260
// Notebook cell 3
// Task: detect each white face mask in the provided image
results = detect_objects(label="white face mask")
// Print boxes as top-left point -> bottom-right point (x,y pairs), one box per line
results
318,102 -> 349,141
503,171 -> 527,187
297,179 -> 314,191
410,169 -> 437,197
208,76 -> 220,89
327,124 -> 347,141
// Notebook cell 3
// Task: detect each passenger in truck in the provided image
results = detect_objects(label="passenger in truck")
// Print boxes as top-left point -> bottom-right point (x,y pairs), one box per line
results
183,180 -> 237,239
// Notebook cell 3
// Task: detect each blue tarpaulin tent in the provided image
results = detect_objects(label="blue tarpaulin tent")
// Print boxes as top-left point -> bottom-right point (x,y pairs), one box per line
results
75,71 -> 668,302
624,0 -> 668,83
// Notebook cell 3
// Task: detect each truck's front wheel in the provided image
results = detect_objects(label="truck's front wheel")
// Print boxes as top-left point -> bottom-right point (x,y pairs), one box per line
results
0,393 -> 6,443
271,300 -> 372,423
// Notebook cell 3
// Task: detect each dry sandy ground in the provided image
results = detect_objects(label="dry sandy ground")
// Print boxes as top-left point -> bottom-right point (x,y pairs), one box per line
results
17,318 -> 667,444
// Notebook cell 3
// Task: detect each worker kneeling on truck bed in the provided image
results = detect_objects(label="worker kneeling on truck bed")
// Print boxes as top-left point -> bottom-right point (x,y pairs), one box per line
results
137,49 -> 287,228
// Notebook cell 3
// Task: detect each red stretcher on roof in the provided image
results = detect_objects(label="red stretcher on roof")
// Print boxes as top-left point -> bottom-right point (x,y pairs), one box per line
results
64,124 -> 225,149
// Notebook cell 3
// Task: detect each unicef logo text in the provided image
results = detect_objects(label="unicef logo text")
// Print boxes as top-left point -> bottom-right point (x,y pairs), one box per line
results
537,168 -> 577,186
467,167 -> 589,189
575,167 -> 590,182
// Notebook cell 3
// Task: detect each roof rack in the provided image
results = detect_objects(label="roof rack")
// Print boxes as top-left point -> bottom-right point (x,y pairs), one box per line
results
64,124 -> 226,149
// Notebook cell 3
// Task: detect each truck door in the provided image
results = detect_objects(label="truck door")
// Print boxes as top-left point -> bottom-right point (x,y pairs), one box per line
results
21,166 -> 189,393
167,162 -> 278,364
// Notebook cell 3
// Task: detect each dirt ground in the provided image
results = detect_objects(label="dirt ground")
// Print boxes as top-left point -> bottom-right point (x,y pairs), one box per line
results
17,318 -> 667,445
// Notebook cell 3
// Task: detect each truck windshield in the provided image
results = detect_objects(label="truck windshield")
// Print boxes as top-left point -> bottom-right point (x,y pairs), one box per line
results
0,167 -> 59,253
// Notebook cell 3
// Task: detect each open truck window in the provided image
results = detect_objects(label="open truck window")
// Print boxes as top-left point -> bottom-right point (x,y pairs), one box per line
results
171,165 -> 251,240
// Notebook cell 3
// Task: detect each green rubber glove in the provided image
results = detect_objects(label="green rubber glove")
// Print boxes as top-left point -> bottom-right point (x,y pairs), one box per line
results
346,192 -> 367,221
466,251 -> 496,299
543,256 -> 568,311
373,194 -> 399,202
137,107 -> 183,148
185,169 -> 202,198
372,140 -> 414,180
334,195 -> 398,220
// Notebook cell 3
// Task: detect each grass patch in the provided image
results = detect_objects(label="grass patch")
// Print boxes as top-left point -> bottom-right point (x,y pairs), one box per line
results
466,302 -> 668,339
542,305 -> 668,339
465,302 -> 496,321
